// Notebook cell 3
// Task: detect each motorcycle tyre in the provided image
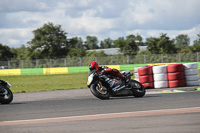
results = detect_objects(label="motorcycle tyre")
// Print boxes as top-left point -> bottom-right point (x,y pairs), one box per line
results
130,80 -> 146,97
0,88 -> 13,104
90,82 -> 110,100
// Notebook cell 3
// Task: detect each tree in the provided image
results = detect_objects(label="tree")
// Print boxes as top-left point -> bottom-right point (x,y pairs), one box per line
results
85,36 -> 99,50
67,37 -> 86,57
27,22 -> 68,59
146,37 -> 160,54
13,45 -> 29,60
193,33 -> 200,45
0,43 -> 15,60
113,37 -> 126,48
135,34 -> 145,46
192,33 -> 200,52
124,35 -> 139,55
158,34 -> 176,54
146,33 -> 176,54
100,38 -> 113,49
174,34 -> 190,48
114,35 -> 139,55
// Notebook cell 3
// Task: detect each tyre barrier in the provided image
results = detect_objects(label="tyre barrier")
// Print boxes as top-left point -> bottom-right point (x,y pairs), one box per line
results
183,63 -> 198,69
167,64 -> 184,73
153,65 -> 168,74
138,66 -> 154,89
134,66 -> 145,73
154,81 -> 169,88
138,66 -> 153,76
134,72 -> 139,79
134,67 -> 144,82
134,73 -> 139,81
139,75 -> 154,84
185,75 -> 199,81
153,65 -> 168,88
168,72 -> 185,81
183,63 -> 200,86
168,79 -> 186,88
186,80 -> 199,86
153,73 -> 168,81
167,64 -> 186,88
142,82 -> 154,89
136,63 -> 199,89
184,69 -> 199,75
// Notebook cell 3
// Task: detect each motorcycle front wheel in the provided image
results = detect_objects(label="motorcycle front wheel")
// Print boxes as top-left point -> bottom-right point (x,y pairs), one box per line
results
0,87 -> 13,104
90,82 -> 110,100
130,80 -> 146,97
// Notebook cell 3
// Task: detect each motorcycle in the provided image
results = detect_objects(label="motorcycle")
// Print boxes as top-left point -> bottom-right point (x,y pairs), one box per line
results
87,70 -> 145,100
0,80 -> 13,104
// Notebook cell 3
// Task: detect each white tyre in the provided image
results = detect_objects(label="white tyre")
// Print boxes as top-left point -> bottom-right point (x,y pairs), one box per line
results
153,73 -> 168,81
154,81 -> 169,88
153,65 -> 168,74
134,78 -> 139,82
134,73 -> 139,78
183,63 -> 198,69
185,75 -> 199,81
186,80 -> 200,86
185,69 -> 199,76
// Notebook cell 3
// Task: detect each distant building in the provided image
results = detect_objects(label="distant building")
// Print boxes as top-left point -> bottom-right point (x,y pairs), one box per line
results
139,46 -> 147,51
87,46 -> 147,55
87,48 -> 121,55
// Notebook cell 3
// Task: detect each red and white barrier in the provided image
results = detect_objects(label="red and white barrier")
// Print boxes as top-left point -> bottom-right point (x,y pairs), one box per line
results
138,66 -> 154,89
153,65 -> 168,88
135,63 -> 199,89
183,63 -> 200,86
167,64 -> 186,88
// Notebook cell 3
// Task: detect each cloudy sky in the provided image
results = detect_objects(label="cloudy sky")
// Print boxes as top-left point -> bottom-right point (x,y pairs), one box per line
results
0,0 -> 200,48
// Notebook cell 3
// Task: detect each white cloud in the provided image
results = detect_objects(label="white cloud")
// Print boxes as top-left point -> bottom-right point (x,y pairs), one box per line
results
0,0 -> 199,47
0,28 -> 33,47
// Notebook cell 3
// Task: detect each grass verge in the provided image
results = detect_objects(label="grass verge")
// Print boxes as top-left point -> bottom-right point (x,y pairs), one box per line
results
0,73 -> 89,93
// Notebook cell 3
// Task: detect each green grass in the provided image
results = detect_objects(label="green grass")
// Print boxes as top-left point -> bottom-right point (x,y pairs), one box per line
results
2,69 -> 199,93
0,73 -> 89,93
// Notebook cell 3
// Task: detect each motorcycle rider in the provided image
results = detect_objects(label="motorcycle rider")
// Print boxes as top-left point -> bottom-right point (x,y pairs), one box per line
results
88,61 -> 129,84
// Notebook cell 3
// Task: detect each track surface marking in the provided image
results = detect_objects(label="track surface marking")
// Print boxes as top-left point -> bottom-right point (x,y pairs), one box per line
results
1,107 -> 200,126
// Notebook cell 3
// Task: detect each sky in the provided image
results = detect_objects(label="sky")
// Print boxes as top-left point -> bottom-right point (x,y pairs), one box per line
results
0,0 -> 200,48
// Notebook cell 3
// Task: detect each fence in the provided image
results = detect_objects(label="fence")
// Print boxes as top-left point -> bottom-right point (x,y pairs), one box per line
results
0,52 -> 199,69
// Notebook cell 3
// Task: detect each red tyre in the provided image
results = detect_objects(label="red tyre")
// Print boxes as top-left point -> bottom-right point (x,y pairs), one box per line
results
138,66 -> 153,76
168,79 -> 186,88
168,72 -> 185,81
142,82 -> 154,89
139,75 -> 154,84
167,64 -> 184,73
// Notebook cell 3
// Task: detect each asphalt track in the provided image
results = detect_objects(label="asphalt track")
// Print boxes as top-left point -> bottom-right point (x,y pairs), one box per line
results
0,87 -> 200,133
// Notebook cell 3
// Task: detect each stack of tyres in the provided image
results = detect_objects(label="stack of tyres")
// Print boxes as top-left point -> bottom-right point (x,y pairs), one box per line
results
134,67 -> 144,82
167,64 -> 186,88
183,63 -> 200,86
138,66 -> 154,89
153,65 -> 168,88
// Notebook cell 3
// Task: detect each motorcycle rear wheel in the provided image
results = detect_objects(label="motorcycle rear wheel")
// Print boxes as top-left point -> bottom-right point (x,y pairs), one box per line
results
0,87 -> 13,104
90,82 -> 110,100
130,80 -> 146,97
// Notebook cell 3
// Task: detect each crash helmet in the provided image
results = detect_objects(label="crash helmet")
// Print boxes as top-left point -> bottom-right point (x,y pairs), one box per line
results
89,61 -> 99,71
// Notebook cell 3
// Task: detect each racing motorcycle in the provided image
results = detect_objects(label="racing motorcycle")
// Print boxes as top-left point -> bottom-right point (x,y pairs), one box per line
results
0,80 -> 13,104
87,70 -> 145,100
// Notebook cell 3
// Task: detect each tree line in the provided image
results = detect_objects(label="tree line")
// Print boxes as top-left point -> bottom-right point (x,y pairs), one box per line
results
0,22 -> 200,61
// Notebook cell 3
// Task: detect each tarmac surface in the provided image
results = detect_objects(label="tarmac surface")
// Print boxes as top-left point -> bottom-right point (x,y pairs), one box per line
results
0,86 -> 200,133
